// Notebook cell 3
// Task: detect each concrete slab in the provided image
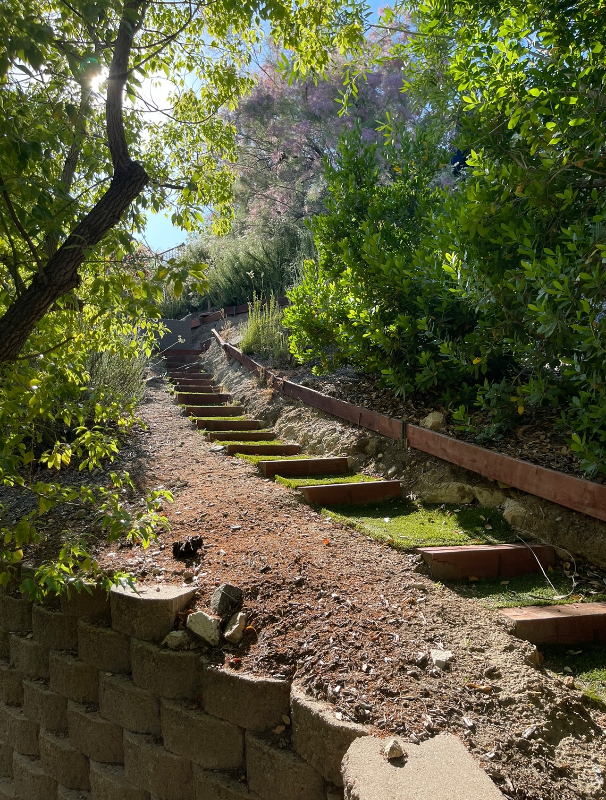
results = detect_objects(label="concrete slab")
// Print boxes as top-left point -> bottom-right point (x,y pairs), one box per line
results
342,734 -> 504,800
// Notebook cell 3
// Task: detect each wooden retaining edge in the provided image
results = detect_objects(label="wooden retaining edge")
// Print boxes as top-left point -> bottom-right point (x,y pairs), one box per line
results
211,329 -> 404,440
195,298 -> 289,328
209,329 -> 606,523
406,425 -> 606,523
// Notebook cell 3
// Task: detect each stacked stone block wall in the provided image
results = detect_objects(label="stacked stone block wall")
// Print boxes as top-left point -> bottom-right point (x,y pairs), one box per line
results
0,585 -> 369,800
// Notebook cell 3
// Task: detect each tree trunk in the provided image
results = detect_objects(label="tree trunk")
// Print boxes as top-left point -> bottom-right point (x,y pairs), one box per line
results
0,0 -> 149,364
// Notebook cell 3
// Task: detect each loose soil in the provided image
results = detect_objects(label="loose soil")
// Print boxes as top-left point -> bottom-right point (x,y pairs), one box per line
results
92,379 -> 605,800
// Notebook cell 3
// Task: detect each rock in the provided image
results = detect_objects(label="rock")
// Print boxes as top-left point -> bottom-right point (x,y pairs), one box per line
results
383,738 -> 405,760
172,535 -> 203,560
387,466 -> 397,478
224,612 -> 247,644
186,610 -> 221,646
365,439 -> 379,456
430,649 -> 454,670
473,486 -> 506,507
162,630 -> 190,651
502,498 -> 531,529
418,482 -> 475,504
420,411 -> 446,431
183,571 -> 194,582
210,583 -> 243,616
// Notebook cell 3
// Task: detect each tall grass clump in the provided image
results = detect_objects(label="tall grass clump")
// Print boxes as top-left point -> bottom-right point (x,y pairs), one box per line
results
239,295 -> 290,366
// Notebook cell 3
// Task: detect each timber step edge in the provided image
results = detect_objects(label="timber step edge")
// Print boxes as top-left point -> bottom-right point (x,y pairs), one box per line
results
418,544 -> 556,581
225,443 -> 301,456
301,480 -> 402,506
195,419 -> 264,431
259,457 -> 354,479
206,431 -> 276,442
185,406 -> 245,417
501,602 -> 606,644
177,393 -> 231,405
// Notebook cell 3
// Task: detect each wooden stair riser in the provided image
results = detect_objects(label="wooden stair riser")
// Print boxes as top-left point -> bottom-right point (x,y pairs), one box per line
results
418,544 -> 556,581
168,372 -> 214,381
171,385 -> 219,394
196,419 -> 264,431
177,393 -> 231,405
225,443 -> 301,456
501,603 -> 606,645
302,480 -> 401,506
258,457 -> 353,479
186,406 -> 245,417
206,431 -> 276,442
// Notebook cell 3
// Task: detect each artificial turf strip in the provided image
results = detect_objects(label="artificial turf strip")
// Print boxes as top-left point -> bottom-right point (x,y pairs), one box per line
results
450,570 -> 606,609
324,499 -> 515,550
541,643 -> 606,707
235,453 -> 310,466
275,473 -> 378,490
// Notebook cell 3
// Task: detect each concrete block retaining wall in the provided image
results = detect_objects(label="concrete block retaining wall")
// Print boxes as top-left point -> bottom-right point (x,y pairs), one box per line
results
0,585 -> 502,800
0,585 -> 370,800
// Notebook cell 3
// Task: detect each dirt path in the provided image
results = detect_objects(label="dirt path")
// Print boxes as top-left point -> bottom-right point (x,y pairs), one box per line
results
95,378 -> 606,800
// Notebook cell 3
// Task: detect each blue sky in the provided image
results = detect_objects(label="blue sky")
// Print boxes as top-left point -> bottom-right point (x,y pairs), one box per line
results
140,0 -> 385,251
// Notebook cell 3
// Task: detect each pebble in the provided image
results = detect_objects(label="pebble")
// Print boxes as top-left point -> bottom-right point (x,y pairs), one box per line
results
384,738 -> 405,760
430,649 -> 454,670
186,610 -> 222,646
210,583 -> 243,615
224,611 -> 247,644
162,630 -> 190,650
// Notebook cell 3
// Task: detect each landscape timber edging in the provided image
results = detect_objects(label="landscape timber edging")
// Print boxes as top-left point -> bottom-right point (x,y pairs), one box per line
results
0,586 -> 502,800
209,330 -> 606,524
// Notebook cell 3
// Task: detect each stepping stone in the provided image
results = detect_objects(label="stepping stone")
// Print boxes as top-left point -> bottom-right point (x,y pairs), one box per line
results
185,406 -> 245,417
301,480 -> 401,506
418,544 -> 555,581
176,392 -> 231,405
196,419 -> 264,431
258,457 -> 353,479
206,431 -> 276,442
225,443 -> 301,456
501,602 -> 606,644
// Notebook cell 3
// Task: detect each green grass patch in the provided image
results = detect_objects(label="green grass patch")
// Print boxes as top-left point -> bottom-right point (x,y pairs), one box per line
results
235,453 -> 310,466
275,473 -> 377,490
541,643 -> 606,707
324,499 -> 514,550
450,570 -> 606,609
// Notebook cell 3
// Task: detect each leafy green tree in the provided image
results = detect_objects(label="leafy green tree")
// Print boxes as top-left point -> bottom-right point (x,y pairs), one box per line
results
0,0 -> 364,596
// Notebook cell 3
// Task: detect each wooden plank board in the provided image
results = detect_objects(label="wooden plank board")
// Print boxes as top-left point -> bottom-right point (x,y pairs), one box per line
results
170,384 -> 218,393
417,544 -> 555,581
406,425 -> 606,523
501,603 -> 606,644
207,431 -> 276,442
301,480 -> 401,506
186,406 -> 245,417
259,457 -> 352,479
196,419 -> 263,431
176,393 -> 231,405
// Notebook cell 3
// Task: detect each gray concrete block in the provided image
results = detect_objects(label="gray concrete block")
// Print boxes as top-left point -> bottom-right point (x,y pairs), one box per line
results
12,752 -> 57,800
58,786 -> 92,800
201,669 -> 290,732
0,598 -> 32,634
0,663 -> 23,706
78,623 -> 131,675
89,761 -> 149,800
341,734 -> 504,800
0,777 -> 13,799
110,586 -> 195,643
61,586 -> 111,623
161,698 -> 243,770
32,607 -> 78,651
291,687 -> 368,787
49,651 -> 99,704
23,680 -> 68,732
193,767 -> 261,800
9,635 -> 49,680
39,729 -> 90,791
1,704 -> 38,756
245,732 -> 325,800
0,631 -> 9,661
99,675 -> 160,736
131,641 -> 200,700
68,702 -> 123,764
123,731 -> 193,800
0,737 -> 12,778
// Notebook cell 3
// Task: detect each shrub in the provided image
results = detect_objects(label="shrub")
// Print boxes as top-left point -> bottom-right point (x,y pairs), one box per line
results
240,294 -> 291,366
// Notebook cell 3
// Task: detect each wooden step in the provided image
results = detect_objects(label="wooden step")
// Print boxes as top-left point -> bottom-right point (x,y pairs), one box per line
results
258,457 -> 352,479
196,419 -> 263,431
177,393 -> 231,405
301,480 -> 401,506
418,544 -> 556,582
225,443 -> 301,456
206,431 -> 276,442
163,348 -> 202,355
185,406 -> 245,417
168,372 -> 214,381
501,603 -> 606,644
171,384 -> 219,393
165,357 -> 201,366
